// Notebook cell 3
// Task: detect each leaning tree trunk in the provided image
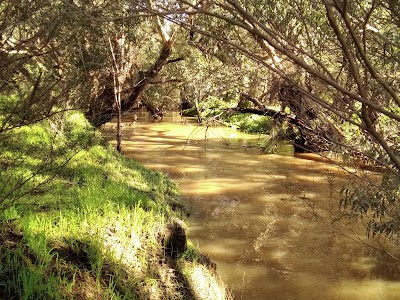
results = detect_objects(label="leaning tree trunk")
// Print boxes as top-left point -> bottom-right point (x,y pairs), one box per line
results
122,42 -> 173,112
86,0 -> 177,128
86,40 -> 174,127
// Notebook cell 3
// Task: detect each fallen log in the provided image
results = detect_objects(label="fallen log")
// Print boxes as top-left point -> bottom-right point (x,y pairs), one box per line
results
228,93 -> 345,152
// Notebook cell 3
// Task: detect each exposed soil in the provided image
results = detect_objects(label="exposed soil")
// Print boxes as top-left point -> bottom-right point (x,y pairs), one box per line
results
0,223 -> 23,249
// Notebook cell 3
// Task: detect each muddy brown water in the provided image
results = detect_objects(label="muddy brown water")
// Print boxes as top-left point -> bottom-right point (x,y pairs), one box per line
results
104,113 -> 400,300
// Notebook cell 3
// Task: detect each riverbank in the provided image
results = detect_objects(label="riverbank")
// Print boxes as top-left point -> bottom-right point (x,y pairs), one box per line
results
0,112 -> 231,299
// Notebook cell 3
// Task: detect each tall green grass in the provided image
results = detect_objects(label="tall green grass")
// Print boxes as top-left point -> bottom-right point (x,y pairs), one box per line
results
0,111 -> 230,299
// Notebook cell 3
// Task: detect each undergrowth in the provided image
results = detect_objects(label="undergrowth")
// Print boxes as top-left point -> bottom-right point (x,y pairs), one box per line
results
226,113 -> 273,134
0,112 -> 231,300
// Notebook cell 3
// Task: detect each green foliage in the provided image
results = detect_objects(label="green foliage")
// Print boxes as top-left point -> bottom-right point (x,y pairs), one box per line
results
227,113 -> 273,134
181,107 -> 198,117
2,0 -> 398,294
203,96 -> 233,110
0,111 -> 99,210
340,171 -> 400,243
199,96 -> 235,120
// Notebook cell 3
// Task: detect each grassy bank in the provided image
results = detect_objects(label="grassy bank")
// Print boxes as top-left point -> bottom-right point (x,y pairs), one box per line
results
0,112 -> 230,299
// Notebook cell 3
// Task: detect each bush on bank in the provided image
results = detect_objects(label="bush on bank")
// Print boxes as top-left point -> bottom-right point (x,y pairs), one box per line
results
0,112 -> 231,300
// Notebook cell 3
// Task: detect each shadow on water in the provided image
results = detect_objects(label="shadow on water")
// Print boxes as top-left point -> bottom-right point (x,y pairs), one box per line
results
104,113 -> 400,300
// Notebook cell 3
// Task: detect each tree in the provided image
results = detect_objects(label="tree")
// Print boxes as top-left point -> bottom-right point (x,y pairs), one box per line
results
76,0 -> 182,127
2,0 -> 400,245
0,0 -> 81,133
149,0 -> 400,244
159,0 -> 400,172
0,0 -> 104,209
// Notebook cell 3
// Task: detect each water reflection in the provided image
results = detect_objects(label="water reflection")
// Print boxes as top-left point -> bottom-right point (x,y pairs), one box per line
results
104,113 -> 400,299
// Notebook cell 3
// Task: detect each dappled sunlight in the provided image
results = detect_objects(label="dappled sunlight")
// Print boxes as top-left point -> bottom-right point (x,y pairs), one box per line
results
330,280 -> 400,300
179,178 -> 264,195
104,119 -> 400,299
350,256 -> 378,273
193,238 -> 249,260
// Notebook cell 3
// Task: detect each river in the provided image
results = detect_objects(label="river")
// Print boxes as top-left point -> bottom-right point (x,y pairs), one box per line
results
104,113 -> 400,300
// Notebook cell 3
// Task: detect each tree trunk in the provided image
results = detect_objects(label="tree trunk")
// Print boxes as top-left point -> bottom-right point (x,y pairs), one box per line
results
116,99 -> 122,152
121,42 -> 174,112
86,41 -> 174,127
